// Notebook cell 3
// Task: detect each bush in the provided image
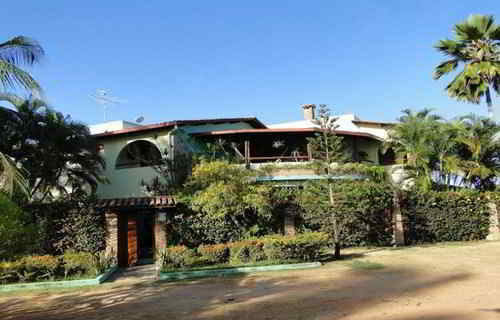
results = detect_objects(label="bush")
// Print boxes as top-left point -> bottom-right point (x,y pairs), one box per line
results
229,240 -> 266,264
401,191 -> 490,243
198,244 -> 230,264
0,193 -> 38,260
62,251 -> 96,277
300,181 -> 394,247
260,232 -> 329,261
0,251 -> 115,284
158,246 -> 199,269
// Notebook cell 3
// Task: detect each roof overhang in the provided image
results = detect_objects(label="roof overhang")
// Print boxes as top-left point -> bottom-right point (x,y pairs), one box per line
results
92,117 -> 267,138
193,128 -> 383,141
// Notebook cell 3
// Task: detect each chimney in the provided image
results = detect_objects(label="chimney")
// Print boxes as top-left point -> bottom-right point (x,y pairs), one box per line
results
301,104 -> 316,121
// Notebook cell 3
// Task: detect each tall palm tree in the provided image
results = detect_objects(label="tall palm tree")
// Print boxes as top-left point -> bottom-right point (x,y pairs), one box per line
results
433,14 -> 500,117
0,36 -> 44,195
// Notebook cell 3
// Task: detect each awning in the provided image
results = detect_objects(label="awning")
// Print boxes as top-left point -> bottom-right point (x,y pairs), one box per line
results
95,195 -> 176,209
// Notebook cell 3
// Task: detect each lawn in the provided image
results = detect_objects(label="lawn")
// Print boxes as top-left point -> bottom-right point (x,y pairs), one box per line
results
1,241 -> 500,320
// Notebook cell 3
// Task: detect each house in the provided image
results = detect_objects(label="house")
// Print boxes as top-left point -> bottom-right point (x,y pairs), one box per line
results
90,105 -> 394,267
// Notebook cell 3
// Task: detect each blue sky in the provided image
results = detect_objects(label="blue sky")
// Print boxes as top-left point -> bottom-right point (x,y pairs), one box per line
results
3,1 -> 500,125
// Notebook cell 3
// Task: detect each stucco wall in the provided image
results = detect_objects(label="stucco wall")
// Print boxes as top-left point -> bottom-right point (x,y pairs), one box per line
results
95,121 -> 255,199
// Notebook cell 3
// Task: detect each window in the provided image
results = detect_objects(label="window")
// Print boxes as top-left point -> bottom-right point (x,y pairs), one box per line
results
115,140 -> 162,169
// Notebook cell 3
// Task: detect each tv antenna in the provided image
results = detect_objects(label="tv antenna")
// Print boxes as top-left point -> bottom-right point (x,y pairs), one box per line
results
89,89 -> 127,121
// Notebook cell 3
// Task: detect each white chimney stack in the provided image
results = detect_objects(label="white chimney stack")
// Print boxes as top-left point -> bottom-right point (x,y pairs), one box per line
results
301,104 -> 316,121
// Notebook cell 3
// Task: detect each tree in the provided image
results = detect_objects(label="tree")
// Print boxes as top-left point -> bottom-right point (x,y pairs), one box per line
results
385,109 -> 442,191
433,14 -> 500,117
0,36 -> 44,196
301,104 -> 346,259
455,114 -> 500,190
0,95 -> 105,201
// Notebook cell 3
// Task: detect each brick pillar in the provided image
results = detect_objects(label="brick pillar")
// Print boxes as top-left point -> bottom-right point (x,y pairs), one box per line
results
284,215 -> 296,236
105,211 -> 119,260
154,211 -> 168,254
486,202 -> 500,241
392,192 -> 405,246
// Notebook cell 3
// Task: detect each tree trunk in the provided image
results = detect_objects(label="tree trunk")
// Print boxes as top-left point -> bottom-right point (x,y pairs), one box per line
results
486,87 -> 493,118
334,242 -> 341,259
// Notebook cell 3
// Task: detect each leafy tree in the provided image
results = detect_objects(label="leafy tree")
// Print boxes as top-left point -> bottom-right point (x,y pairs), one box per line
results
301,104 -> 347,259
0,94 -> 105,201
433,14 -> 500,116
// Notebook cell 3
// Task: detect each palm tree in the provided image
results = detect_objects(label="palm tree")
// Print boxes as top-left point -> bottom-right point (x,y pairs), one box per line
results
385,109 -> 441,191
0,94 -> 106,200
433,14 -> 500,117
455,114 -> 500,190
0,36 -> 44,195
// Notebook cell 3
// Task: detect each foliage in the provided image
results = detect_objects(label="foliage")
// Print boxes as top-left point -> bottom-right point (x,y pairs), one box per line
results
386,109 -> 500,191
159,232 -> 328,271
170,160 -> 274,245
198,244 -> 230,264
24,194 -> 106,255
0,151 -> 28,196
433,14 -> 500,114
400,191 -> 491,243
0,251 -> 115,284
0,36 -> 44,94
0,193 -> 38,260
0,95 -> 106,201
300,180 -> 394,248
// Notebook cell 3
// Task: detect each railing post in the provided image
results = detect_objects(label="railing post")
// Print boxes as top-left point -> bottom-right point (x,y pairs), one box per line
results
244,140 -> 250,169
307,143 -> 313,161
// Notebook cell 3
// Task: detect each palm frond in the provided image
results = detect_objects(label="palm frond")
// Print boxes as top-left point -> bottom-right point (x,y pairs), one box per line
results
0,36 -> 44,66
433,59 -> 459,80
0,60 -> 41,92
0,152 -> 28,196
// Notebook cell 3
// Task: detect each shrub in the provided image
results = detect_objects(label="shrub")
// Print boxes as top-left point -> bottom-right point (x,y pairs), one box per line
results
62,251 -> 95,277
198,244 -> 230,264
0,193 -> 38,260
260,232 -> 329,261
401,191 -> 490,243
229,240 -> 266,264
158,246 -> 198,269
20,255 -> 61,282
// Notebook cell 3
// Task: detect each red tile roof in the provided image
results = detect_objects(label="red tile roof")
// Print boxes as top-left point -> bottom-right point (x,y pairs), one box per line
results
92,118 -> 267,138
192,128 -> 383,141
95,195 -> 176,209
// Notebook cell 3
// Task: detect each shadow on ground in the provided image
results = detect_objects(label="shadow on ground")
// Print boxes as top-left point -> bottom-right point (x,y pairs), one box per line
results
0,262 -> 481,320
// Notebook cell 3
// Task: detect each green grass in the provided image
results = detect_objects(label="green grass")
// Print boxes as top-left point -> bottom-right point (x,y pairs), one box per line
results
344,260 -> 385,271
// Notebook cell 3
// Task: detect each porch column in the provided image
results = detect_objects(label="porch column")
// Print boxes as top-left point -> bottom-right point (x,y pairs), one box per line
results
486,202 -> 500,241
284,215 -> 296,236
105,211 -> 119,259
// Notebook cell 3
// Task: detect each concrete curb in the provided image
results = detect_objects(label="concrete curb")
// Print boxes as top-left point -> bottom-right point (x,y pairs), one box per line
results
0,265 -> 119,292
159,262 -> 322,282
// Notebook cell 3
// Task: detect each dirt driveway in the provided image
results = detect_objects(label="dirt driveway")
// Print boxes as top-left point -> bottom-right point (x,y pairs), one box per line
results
1,241 -> 500,320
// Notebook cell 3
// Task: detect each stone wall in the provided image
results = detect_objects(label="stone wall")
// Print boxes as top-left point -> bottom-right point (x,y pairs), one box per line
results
105,211 -> 119,259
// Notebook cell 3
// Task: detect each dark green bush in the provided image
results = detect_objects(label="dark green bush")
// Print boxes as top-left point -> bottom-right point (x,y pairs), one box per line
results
0,193 -> 38,260
401,191 -> 490,243
300,181 -> 394,247
158,246 -> 199,269
260,232 -> 329,261
62,251 -> 96,277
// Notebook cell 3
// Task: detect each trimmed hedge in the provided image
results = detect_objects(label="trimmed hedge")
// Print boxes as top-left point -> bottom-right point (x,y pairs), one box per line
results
0,251 -> 116,284
159,232 -> 328,271
400,191 -> 491,244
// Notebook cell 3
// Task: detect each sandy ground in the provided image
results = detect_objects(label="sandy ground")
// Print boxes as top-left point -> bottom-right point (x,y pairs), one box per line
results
1,241 -> 500,320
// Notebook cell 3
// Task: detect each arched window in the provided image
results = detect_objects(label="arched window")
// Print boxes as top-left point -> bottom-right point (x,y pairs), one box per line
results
115,140 -> 162,169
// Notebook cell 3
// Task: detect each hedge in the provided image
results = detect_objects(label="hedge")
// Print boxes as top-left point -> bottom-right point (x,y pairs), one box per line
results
0,251 -> 115,284
400,191 -> 491,244
159,232 -> 328,271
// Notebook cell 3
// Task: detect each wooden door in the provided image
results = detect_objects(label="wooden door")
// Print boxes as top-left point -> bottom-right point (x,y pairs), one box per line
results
127,214 -> 138,266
